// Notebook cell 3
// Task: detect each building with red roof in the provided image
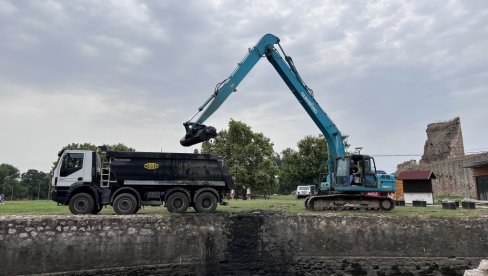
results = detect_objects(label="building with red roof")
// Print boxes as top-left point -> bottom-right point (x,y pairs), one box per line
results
396,170 -> 436,204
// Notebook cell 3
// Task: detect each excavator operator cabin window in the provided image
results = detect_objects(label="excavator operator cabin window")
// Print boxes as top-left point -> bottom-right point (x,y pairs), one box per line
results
335,158 -> 349,185
336,159 -> 348,176
363,158 -> 377,187
364,158 -> 376,174
60,153 -> 84,177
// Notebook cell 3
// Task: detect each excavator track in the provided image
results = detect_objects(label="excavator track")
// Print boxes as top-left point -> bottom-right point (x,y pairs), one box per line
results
304,194 -> 395,211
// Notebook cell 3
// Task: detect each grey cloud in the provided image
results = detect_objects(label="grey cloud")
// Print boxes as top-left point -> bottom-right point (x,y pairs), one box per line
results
0,0 -> 487,174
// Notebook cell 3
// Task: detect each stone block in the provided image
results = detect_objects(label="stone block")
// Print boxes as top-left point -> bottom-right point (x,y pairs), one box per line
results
412,200 -> 426,207
479,260 -> 488,271
395,200 -> 405,206
462,201 -> 476,209
442,201 -> 457,210
464,269 -> 488,276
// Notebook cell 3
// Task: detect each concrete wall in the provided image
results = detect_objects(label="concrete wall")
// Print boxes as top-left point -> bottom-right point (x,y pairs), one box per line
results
1,213 -> 487,275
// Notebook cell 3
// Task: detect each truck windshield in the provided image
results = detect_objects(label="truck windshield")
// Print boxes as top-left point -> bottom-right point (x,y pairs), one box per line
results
60,153 -> 84,177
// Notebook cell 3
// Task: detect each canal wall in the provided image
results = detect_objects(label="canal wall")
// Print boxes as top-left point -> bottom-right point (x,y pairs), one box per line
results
0,213 -> 487,275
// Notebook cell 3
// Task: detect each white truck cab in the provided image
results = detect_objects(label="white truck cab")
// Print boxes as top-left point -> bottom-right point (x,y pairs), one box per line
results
52,150 -> 99,188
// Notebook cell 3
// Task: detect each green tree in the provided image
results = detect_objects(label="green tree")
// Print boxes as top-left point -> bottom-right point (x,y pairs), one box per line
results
277,134 -> 349,194
52,142 -> 136,171
107,143 -> 136,152
59,142 -> 135,153
201,120 -> 278,194
0,163 -> 22,200
276,148 -> 300,194
21,169 -> 50,200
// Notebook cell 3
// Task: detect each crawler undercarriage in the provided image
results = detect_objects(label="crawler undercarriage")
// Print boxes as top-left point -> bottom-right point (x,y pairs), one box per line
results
304,194 -> 395,211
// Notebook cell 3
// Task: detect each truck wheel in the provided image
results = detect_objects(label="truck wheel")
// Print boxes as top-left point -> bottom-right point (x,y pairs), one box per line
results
69,193 -> 95,215
113,193 -> 138,215
166,192 -> 190,213
194,192 -> 218,213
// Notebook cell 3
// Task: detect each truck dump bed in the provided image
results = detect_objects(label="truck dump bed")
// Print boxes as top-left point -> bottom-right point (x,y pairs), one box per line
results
106,151 -> 233,189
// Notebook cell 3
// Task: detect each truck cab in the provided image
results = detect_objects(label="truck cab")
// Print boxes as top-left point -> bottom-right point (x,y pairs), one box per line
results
52,150 -> 99,188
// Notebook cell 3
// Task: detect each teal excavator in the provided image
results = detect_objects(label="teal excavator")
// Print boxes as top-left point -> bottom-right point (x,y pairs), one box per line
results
181,34 -> 396,211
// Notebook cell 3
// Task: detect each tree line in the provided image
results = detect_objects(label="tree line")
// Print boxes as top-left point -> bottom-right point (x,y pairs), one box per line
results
0,164 -> 51,201
201,119 -> 349,195
0,120 -> 347,200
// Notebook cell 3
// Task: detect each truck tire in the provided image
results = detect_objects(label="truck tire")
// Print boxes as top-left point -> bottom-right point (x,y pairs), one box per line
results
166,192 -> 190,213
113,193 -> 138,215
194,192 -> 218,213
69,192 -> 95,215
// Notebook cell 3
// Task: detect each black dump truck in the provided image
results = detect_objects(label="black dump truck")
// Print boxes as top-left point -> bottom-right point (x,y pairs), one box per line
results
51,149 -> 233,214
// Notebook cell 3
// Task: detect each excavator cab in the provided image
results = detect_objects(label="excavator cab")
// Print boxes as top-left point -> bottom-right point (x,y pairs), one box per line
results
334,155 -> 378,189
311,154 -> 394,210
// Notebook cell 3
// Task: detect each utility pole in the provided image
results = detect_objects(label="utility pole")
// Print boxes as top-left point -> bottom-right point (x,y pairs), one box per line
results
37,180 -> 41,200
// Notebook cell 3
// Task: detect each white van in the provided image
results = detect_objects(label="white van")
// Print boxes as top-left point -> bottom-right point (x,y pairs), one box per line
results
296,185 -> 313,198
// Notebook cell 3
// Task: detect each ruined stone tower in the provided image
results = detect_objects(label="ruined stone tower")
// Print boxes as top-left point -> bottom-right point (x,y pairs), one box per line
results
420,117 -> 464,164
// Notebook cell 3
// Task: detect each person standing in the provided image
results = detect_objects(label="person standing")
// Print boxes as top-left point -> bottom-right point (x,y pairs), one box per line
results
246,187 -> 251,200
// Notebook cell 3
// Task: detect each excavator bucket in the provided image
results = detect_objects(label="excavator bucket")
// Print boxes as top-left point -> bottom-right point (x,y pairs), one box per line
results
180,125 -> 217,147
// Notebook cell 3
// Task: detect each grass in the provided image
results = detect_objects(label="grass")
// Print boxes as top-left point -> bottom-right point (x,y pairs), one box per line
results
0,195 -> 486,219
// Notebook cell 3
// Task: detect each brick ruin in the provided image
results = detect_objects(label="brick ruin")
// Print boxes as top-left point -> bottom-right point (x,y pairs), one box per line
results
420,117 -> 464,164
397,117 -> 486,197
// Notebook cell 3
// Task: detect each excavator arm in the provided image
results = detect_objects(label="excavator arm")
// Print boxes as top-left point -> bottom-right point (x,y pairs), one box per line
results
181,34 -> 345,162
180,34 -> 280,147
181,34 -> 396,211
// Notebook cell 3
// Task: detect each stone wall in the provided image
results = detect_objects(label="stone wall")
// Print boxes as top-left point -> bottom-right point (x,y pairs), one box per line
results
396,117 -> 488,198
1,213 -> 487,275
421,117 -> 464,164
397,152 -> 488,197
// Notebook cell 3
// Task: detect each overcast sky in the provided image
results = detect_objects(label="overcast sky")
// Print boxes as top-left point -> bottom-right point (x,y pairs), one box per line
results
1,0 -> 487,174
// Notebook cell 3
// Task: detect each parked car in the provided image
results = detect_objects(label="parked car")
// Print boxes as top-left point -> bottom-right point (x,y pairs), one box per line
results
296,185 -> 313,198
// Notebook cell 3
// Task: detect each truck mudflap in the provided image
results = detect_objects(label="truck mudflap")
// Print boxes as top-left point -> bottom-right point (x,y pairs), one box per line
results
304,194 -> 395,211
51,187 -> 69,205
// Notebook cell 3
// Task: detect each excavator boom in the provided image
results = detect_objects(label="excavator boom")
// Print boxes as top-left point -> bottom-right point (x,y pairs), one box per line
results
181,34 -> 395,211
